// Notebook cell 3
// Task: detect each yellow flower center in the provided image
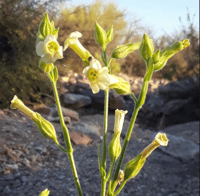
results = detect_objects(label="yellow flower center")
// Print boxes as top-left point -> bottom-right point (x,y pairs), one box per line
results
47,41 -> 59,54
87,68 -> 98,82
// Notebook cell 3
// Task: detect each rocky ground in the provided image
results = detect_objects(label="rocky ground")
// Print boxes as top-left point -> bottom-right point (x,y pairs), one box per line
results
0,74 -> 199,196
0,108 -> 199,196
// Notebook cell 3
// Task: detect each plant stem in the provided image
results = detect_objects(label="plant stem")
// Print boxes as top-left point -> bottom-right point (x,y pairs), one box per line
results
113,181 -> 127,196
111,79 -> 150,192
101,88 -> 109,196
50,79 -> 82,196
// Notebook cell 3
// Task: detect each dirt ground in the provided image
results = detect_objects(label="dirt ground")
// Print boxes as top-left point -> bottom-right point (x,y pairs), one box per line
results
0,109 -> 199,196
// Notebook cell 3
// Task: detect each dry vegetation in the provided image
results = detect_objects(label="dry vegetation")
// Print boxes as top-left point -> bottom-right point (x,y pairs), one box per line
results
0,0 -> 199,108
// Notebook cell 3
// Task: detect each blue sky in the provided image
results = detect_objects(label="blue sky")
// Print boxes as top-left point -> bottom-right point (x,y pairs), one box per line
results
67,0 -> 199,38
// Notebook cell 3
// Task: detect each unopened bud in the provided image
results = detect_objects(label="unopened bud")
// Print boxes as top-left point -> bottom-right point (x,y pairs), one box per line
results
112,42 -> 141,59
139,33 -> 154,62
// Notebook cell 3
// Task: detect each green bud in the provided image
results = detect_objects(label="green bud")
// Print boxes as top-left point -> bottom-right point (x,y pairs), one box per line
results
112,42 -> 141,59
39,13 -> 52,38
33,113 -> 59,145
95,21 -> 107,51
39,189 -> 50,196
109,75 -> 131,95
39,60 -> 54,73
124,154 -> 145,181
106,25 -> 114,43
154,39 -> 190,71
52,28 -> 59,39
108,132 -> 121,162
139,33 -> 154,62
152,49 -> 160,63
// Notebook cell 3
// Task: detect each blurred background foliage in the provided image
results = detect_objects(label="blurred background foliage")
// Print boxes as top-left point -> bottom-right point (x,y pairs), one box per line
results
0,0 -> 199,108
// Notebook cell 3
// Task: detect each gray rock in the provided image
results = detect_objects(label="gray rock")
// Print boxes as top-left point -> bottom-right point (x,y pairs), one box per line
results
21,176 -> 28,182
151,132 -> 199,162
160,121 -> 199,144
60,93 -> 92,109
71,121 -> 102,142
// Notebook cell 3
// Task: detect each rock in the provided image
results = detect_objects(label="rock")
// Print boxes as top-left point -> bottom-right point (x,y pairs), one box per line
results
60,93 -> 92,109
70,131 -> 93,145
47,116 -> 71,124
160,121 -> 199,144
6,164 -> 18,171
78,88 -> 127,111
138,76 -> 200,127
151,132 -> 199,162
109,90 -> 127,110
50,105 -> 79,122
71,121 -> 102,142
32,104 -> 51,115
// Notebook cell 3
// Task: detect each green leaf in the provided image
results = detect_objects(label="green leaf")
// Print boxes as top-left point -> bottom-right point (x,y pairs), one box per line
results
112,42 -> 141,59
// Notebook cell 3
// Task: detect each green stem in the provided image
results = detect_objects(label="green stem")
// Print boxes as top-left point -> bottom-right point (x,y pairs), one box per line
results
50,77 -> 82,196
101,88 -> 109,196
113,180 -> 127,196
106,161 -> 115,182
130,92 -> 137,104
111,79 -> 150,192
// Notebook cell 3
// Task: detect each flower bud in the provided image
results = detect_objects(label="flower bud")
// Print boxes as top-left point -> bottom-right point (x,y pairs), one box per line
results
141,132 -> 169,159
139,33 -> 154,62
108,109 -> 127,162
39,60 -> 54,73
117,170 -> 124,185
108,131 -> 121,162
112,42 -> 141,59
152,49 -> 160,63
39,189 -> 50,196
124,154 -> 145,181
39,13 -> 52,39
10,96 -> 58,144
154,39 -> 190,71
64,31 -> 91,62
114,109 -> 128,135
95,22 -> 107,51
109,75 -> 131,95
106,25 -> 114,43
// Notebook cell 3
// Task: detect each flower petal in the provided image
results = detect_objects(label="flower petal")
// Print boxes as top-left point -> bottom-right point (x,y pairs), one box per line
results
91,83 -> 100,94
90,59 -> 102,70
98,67 -> 109,75
107,74 -> 119,85
83,66 -> 90,75
36,41 -> 46,56
97,81 -> 108,90
42,53 -> 54,64
97,74 -> 110,84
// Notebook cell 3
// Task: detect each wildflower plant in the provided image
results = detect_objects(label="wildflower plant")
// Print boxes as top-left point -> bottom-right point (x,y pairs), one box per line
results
10,13 -> 190,196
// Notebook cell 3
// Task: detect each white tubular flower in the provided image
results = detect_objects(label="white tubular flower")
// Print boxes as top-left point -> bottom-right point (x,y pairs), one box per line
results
36,35 -> 63,64
83,58 -> 119,94
10,95 -> 38,121
114,109 -> 128,135
64,31 -> 91,61
141,132 -> 169,159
